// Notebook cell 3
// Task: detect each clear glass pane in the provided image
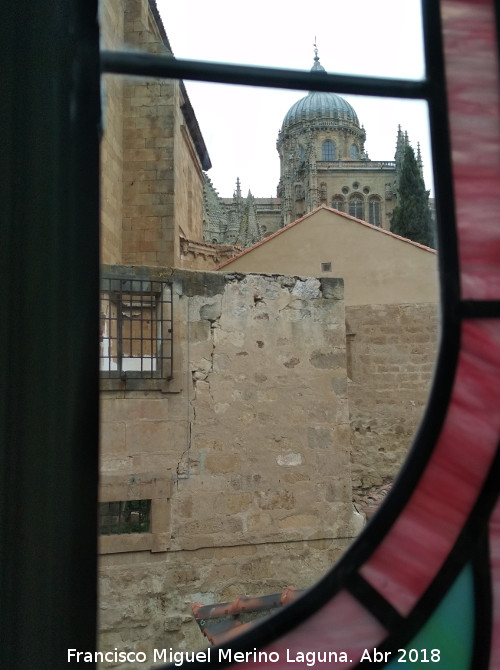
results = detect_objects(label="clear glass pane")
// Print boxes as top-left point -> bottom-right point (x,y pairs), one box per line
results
175,82 -> 433,207
98,0 -> 438,663
158,0 -> 425,80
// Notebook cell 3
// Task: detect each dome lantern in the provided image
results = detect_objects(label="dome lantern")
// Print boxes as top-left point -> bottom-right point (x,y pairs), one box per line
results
280,49 -> 361,134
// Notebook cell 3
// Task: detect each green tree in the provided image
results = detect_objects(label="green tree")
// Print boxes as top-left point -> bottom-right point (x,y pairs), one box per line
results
390,145 -> 435,248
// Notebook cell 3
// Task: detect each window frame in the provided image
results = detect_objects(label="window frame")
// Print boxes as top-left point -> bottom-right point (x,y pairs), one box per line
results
321,140 -> 335,161
368,196 -> 381,226
99,271 -> 173,390
6,0 -> 500,667
97,1 -> 469,664
331,195 -> 345,211
349,194 -> 364,219
98,474 -> 171,554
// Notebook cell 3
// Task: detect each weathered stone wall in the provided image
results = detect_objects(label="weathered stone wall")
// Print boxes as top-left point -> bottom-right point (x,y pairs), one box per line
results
99,0 -> 124,265
173,91 -> 205,256
346,302 -> 440,497
99,268 -> 361,665
100,0 -> 211,269
121,0 -> 177,267
121,74 -> 178,267
99,538 -> 351,665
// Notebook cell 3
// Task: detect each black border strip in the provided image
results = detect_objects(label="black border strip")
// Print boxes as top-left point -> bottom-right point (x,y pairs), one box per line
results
348,443 -> 500,669
346,573 -> 405,633
494,0 -> 500,78
471,530 -> 492,670
461,301 -> 500,319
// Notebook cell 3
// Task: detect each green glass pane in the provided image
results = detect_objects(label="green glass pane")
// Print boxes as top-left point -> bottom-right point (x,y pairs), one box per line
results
384,563 -> 474,668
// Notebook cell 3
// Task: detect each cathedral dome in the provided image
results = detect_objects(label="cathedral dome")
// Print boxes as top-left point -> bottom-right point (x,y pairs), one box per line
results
282,91 -> 360,130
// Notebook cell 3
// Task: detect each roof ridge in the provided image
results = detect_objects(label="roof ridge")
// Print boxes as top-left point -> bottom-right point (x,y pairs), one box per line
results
215,205 -> 436,270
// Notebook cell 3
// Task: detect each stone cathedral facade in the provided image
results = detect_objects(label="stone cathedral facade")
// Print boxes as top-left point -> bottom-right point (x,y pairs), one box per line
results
203,51 -> 423,249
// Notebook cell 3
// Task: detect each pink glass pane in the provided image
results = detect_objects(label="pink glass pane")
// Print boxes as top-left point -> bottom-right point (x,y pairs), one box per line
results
442,0 -> 500,299
248,590 -> 387,669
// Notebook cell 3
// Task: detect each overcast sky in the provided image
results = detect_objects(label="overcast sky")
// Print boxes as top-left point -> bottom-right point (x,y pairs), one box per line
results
156,0 -> 432,198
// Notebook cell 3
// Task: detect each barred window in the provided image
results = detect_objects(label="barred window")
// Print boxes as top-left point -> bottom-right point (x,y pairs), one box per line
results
100,276 -> 172,384
98,500 -> 151,535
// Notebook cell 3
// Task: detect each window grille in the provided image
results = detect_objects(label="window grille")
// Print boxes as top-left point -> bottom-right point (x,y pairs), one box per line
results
99,276 -> 172,381
98,500 -> 151,535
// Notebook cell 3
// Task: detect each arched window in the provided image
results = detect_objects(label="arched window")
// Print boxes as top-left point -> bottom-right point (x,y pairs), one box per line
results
299,144 -> 305,161
350,144 -> 359,159
331,196 -> 344,212
369,198 -> 381,226
322,140 -> 335,161
349,195 -> 363,219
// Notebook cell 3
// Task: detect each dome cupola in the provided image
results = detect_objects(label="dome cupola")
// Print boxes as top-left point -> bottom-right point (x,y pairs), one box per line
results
280,49 -> 360,133
282,92 -> 360,130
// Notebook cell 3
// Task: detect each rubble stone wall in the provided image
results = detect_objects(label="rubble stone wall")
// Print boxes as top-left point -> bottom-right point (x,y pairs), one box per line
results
347,302 -> 440,497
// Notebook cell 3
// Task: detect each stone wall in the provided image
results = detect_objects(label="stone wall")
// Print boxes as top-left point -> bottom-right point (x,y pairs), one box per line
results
99,538 -> 351,664
121,0 -> 178,267
174,94 -> 205,254
99,267 -> 361,665
99,0 -> 124,264
100,0 -> 212,270
346,302 -> 440,497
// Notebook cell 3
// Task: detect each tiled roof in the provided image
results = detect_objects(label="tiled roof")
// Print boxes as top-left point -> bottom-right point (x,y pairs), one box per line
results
192,587 -> 305,646
215,205 -> 437,271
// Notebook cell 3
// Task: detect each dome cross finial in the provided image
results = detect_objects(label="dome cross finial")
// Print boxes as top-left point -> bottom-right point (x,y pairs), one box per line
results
311,38 -> 326,73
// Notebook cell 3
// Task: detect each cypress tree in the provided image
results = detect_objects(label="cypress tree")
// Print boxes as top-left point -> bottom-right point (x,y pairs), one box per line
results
390,145 -> 435,247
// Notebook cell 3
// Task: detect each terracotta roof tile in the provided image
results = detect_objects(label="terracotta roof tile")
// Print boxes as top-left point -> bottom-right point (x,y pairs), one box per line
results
192,587 -> 306,645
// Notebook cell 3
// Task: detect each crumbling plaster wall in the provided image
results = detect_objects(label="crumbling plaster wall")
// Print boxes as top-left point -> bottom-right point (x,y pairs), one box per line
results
174,271 -> 359,548
99,268 -> 361,662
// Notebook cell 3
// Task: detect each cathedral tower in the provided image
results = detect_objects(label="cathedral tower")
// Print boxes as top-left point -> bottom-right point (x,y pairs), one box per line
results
277,49 -> 396,229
